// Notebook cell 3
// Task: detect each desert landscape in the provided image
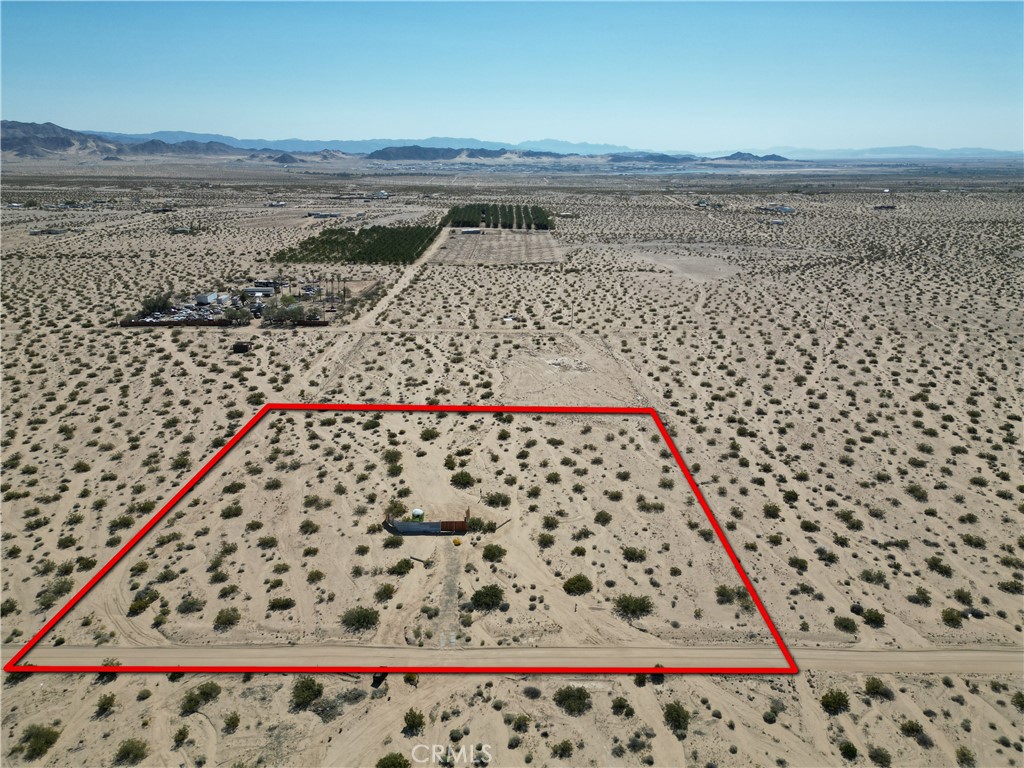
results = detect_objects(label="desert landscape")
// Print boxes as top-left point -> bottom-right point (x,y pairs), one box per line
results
1,151 -> 1022,768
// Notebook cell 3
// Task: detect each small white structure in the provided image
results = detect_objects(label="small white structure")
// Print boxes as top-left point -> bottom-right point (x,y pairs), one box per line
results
242,287 -> 274,297
461,228 -> 481,235
195,292 -> 217,305
412,508 -> 425,519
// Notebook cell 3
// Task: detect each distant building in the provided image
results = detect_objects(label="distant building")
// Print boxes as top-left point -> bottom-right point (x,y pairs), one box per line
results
195,292 -> 218,305
268,201 -> 286,207
242,287 -> 274,297
461,228 -> 482,235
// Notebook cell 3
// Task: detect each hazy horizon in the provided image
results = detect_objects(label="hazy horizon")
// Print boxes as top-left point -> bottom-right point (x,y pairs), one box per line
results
2,1 -> 1022,152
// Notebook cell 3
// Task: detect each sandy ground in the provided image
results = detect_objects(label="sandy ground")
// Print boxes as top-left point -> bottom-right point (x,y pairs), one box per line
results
1,163 -> 1022,767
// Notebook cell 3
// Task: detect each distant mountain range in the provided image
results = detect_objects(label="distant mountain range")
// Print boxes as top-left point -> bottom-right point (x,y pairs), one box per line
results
78,128 -> 1022,159
78,129 -> 638,157
3,121 -> 1019,162
699,145 -> 1022,160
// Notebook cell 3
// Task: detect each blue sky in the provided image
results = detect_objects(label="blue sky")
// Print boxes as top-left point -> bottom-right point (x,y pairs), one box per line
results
2,2 -> 1021,151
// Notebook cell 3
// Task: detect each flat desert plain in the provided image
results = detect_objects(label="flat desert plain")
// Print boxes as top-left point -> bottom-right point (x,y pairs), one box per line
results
1,164 -> 1022,768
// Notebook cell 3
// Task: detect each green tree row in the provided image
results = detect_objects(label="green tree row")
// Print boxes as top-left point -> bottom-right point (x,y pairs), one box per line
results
443,204 -> 553,230
273,225 -> 438,264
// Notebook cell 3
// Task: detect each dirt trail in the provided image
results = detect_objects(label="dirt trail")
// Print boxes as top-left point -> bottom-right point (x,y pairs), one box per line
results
349,225 -> 448,330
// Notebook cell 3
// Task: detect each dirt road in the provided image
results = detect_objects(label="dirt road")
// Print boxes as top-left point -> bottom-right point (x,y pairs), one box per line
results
6,643 -> 1021,674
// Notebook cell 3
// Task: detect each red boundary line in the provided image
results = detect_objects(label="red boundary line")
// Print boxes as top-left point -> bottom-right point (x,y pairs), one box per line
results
5,404 -> 798,676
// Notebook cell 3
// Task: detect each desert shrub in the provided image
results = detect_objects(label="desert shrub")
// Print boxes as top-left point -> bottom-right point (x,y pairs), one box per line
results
220,503 -> 242,519
20,724 -> 60,759
563,574 -> 593,595
383,535 -> 404,549
715,584 -> 737,604
838,741 -> 858,760
376,754 -> 411,768
374,584 -> 396,602
291,676 -> 324,710
553,686 -> 592,716
387,559 -> 413,576
96,692 -> 116,717
905,483 -> 928,502
223,711 -> 240,733
173,725 -> 189,748
820,689 -> 849,715
551,740 -> 573,758
451,471 -> 476,489
864,677 -> 893,699
614,594 -> 654,620
611,696 -> 634,717
862,608 -> 885,628
113,738 -> 149,765
268,597 -> 295,611
482,544 -> 506,562
471,584 -> 504,611
403,708 -> 425,735
180,681 -> 221,716
907,586 -> 932,606
484,492 -> 511,508
834,616 -> 858,633
941,607 -> 964,628
1012,691 -> 1024,712
177,595 -> 205,614
867,745 -> 892,767
998,579 -> 1024,594
537,533 -> 555,549
594,510 -> 612,526
342,606 -> 380,631
663,700 -> 690,739
899,720 -> 923,737
523,686 -> 542,699
213,607 -> 240,631
956,747 -> 977,767
622,546 -> 646,563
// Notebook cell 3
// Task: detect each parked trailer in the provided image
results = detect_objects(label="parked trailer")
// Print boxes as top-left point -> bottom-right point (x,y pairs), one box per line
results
384,507 -> 470,535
